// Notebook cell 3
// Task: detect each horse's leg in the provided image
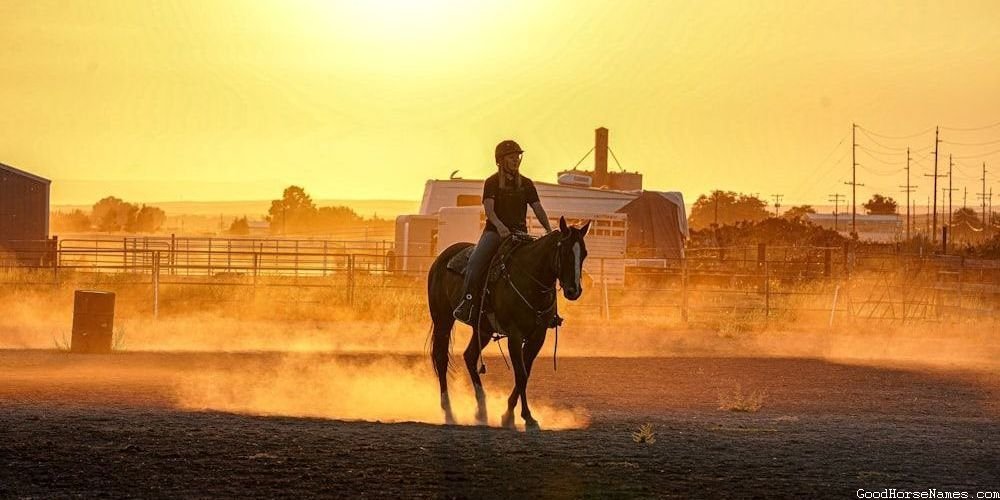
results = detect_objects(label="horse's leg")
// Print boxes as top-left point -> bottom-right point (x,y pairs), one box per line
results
518,328 -> 547,431
463,321 -> 492,425
432,320 -> 456,425
501,333 -> 527,430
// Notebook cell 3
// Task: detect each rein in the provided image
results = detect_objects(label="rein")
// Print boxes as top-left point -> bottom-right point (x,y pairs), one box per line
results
498,235 -> 563,325
498,233 -> 568,371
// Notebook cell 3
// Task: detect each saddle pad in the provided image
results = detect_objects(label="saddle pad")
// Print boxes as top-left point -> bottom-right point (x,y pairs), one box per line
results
446,246 -> 474,275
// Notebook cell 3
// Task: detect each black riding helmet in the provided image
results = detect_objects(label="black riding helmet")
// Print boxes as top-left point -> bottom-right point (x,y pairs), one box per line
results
494,140 -> 524,164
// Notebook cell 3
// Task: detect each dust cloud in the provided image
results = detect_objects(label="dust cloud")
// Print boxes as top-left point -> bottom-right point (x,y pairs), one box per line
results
172,354 -> 589,429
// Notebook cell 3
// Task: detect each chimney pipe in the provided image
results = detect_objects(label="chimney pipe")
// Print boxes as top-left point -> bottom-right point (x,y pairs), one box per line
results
594,127 -> 609,187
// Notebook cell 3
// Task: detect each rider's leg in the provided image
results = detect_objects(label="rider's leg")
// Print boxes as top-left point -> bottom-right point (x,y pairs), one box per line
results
454,230 -> 502,323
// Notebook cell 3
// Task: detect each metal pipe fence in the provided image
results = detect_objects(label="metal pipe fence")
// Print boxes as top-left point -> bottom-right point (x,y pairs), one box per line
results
1,239 -> 999,325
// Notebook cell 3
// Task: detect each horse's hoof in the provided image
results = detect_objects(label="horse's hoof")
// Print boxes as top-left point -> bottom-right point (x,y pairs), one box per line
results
525,419 -> 541,432
501,412 -> 516,429
475,411 -> 489,426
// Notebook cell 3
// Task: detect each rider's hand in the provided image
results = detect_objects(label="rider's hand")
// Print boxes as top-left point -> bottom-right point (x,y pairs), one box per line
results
497,225 -> 511,239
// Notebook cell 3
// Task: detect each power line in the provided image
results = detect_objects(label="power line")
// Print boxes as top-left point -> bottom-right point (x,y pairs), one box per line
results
941,121 -> 1000,132
953,147 -> 1000,159
856,128 -> 930,152
941,137 -> 1000,147
858,164 -> 905,175
855,124 -> 936,140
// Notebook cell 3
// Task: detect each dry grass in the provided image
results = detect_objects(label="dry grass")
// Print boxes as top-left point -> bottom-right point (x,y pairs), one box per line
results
717,383 -> 767,413
631,423 -> 656,444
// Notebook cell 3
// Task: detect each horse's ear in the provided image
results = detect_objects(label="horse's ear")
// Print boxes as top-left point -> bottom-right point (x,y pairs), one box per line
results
559,216 -> 568,233
581,220 -> 591,237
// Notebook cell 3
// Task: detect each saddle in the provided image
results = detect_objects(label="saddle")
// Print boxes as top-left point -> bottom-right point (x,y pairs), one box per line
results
446,233 -> 534,283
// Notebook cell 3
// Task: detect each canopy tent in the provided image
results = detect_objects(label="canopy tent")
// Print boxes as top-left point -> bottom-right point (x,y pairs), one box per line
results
616,191 -> 686,259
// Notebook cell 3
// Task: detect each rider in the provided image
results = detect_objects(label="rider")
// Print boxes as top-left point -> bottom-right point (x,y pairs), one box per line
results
453,139 -> 553,326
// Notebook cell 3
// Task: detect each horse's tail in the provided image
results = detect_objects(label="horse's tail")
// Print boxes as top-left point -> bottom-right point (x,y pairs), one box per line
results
428,244 -> 468,384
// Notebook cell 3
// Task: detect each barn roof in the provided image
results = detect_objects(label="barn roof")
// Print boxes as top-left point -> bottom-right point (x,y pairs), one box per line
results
0,162 -> 51,185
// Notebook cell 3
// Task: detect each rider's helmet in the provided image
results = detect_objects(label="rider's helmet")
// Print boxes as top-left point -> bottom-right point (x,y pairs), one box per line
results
494,140 -> 524,164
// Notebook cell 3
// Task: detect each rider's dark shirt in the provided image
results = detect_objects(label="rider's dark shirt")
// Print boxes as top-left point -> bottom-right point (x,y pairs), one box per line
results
482,173 -> 539,233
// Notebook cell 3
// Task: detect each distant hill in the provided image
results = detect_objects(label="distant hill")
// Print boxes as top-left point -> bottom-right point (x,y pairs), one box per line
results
53,199 -> 420,220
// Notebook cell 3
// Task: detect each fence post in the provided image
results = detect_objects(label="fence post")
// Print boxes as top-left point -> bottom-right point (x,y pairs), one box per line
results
757,243 -> 767,294
152,251 -> 160,319
252,251 -> 259,287
843,241 -> 852,278
348,254 -> 355,306
764,260 -> 770,318
681,257 -> 689,323
207,238 -> 213,276
599,258 -> 606,320
170,233 -> 176,275
824,248 -> 832,278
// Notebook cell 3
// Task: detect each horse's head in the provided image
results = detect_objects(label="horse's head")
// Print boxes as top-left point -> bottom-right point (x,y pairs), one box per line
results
556,216 -> 591,301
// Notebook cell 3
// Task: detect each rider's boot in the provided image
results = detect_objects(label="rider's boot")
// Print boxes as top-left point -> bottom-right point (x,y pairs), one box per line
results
453,293 -> 478,326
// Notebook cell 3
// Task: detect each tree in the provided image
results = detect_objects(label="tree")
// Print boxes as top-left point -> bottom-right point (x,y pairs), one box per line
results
689,190 -> 770,230
133,205 -> 166,232
952,207 -> 980,227
91,196 -> 136,232
316,205 -> 362,228
51,209 -> 91,232
228,216 -> 250,236
267,185 -> 317,234
782,205 -> 816,222
862,194 -> 898,215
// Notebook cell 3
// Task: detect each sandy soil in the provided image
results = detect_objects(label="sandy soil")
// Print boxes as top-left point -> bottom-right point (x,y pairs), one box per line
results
1,350 -> 998,498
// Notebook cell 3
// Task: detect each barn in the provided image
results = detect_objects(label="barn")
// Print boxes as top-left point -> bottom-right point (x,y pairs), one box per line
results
0,162 -> 51,262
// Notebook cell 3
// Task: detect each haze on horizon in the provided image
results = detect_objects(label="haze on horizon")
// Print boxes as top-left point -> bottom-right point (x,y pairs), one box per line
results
2,0 -> 999,208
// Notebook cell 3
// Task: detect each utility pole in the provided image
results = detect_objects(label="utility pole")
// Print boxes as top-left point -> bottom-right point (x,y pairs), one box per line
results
924,131 -> 946,243
898,147 -> 917,240
851,123 -> 858,234
771,194 -> 783,217
948,155 -> 956,228
978,162 -> 988,226
930,126 -> 941,242
828,193 -> 845,232
926,196 -> 931,234
714,192 -> 719,227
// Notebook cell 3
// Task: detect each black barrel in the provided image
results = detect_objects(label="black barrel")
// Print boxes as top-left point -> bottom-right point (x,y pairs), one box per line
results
71,290 -> 115,354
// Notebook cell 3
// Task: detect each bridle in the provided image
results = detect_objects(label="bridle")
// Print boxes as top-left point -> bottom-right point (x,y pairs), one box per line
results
498,231 -> 574,326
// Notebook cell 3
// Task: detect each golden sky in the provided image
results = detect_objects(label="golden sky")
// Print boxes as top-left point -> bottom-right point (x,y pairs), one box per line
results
2,0 -> 999,207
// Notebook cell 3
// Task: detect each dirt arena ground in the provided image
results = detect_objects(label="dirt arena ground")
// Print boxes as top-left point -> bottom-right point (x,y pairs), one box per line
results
1,348 -> 998,498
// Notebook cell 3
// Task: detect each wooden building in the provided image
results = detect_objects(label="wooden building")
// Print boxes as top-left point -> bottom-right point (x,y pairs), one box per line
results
0,162 -> 51,260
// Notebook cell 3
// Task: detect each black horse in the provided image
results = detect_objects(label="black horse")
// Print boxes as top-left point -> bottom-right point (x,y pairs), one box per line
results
428,216 -> 590,430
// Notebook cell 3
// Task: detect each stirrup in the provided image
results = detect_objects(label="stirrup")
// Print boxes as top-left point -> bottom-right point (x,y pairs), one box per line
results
453,294 -> 476,325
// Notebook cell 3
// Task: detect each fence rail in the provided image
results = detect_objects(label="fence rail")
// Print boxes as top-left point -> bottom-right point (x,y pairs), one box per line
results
2,238 -> 999,324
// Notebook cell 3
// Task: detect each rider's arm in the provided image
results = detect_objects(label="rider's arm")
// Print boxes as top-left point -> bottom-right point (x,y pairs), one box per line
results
530,202 -> 553,233
484,199 -> 509,234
